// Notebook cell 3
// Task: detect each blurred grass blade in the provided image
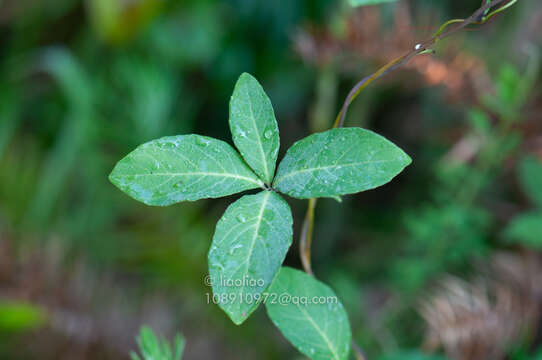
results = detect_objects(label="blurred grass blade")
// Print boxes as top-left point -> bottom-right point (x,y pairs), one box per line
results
25,48 -> 93,228
348,0 -> 397,7
0,87 -> 19,158
519,156 -> 542,208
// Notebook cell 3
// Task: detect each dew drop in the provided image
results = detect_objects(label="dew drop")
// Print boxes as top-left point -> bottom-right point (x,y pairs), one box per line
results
211,262 -> 224,271
236,127 -> 247,138
198,160 -> 208,171
264,130 -> 273,139
237,214 -> 247,223
196,137 -> 210,147
229,244 -> 243,255
264,209 -> 275,221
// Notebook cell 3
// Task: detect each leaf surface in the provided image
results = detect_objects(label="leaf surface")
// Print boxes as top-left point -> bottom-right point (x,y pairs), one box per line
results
266,267 -> 351,360
208,191 -> 293,324
109,135 -> 263,206
273,128 -> 411,199
230,73 -> 279,184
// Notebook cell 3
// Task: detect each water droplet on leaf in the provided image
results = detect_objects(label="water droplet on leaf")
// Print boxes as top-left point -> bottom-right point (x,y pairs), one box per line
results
229,244 -> 243,255
196,137 -> 210,147
212,262 -> 225,271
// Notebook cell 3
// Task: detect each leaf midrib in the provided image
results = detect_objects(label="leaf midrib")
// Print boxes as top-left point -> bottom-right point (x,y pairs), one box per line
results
296,305 -> 340,360
274,158 -> 401,186
244,82 -> 270,183
274,279 -> 341,360
245,191 -> 270,275
115,172 -> 263,186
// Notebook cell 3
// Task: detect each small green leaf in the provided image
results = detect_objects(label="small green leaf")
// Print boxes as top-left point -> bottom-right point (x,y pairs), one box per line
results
109,135 -> 264,206
0,301 -> 46,333
519,156 -> 542,208
349,0 -> 398,7
131,326 -> 185,360
273,128 -> 411,199
266,267 -> 351,360
504,211 -> 542,249
208,191 -> 293,324
468,108 -> 491,135
229,73 -> 280,184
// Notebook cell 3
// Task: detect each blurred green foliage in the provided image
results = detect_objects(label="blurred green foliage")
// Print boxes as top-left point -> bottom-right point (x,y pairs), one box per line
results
0,0 -> 540,358
349,0 -> 398,7
379,351 -> 445,360
391,61 -> 536,292
504,156 -> 542,248
519,156 -> 542,207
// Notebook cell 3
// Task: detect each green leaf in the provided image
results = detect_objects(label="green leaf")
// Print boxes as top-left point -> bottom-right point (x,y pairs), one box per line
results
109,135 -> 264,206
0,301 -> 46,333
265,267 -> 351,360
273,128 -> 411,199
503,211 -> 542,249
229,73 -> 280,184
349,0 -> 398,7
208,191 -> 293,324
130,326 -> 185,360
468,108 -> 491,135
519,156 -> 542,208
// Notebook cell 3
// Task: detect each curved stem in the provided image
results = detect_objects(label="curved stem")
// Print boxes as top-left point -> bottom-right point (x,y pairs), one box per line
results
300,0 -> 517,280
298,1 -> 519,358
300,198 -> 317,275
352,342 -> 368,360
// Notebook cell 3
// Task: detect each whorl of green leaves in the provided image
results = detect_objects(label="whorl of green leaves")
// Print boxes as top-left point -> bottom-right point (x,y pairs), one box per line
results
111,73 -> 411,359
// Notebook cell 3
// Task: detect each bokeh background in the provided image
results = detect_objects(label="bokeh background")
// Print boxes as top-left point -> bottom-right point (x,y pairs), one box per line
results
0,0 -> 541,359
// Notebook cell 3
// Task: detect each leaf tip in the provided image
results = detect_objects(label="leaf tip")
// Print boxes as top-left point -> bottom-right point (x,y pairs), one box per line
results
405,153 -> 413,166
108,166 -> 120,187
238,72 -> 256,82
224,307 -> 250,325
231,316 -> 246,326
